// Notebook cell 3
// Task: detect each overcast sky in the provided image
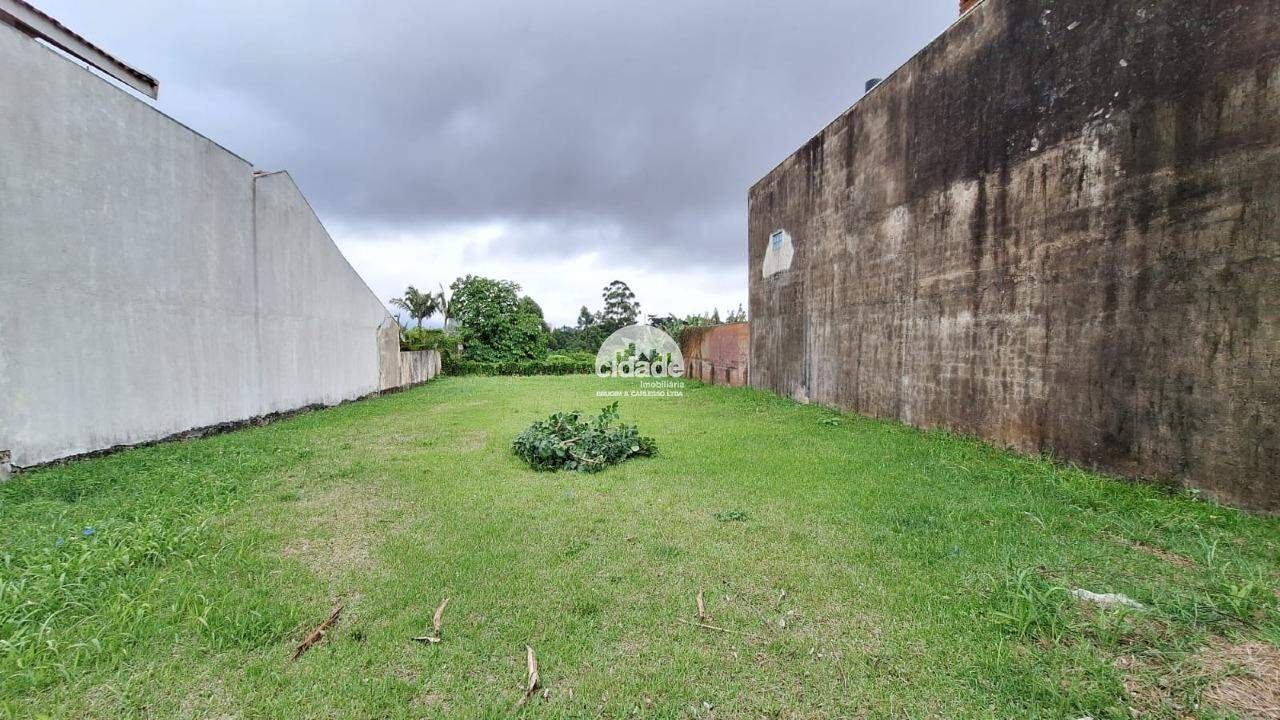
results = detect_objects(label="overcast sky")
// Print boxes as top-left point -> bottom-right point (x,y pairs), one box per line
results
38,0 -> 955,326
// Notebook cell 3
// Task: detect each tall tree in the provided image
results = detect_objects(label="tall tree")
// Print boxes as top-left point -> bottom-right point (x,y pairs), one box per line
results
436,283 -> 452,329
515,295 -> 551,354
449,275 -> 548,362
598,280 -> 640,333
576,306 -> 596,330
390,285 -> 440,328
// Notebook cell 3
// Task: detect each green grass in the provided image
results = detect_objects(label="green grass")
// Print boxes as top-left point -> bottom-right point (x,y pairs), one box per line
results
1,375 -> 1277,718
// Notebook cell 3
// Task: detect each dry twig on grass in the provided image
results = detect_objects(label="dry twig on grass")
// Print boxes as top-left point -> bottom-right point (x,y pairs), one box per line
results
676,617 -> 763,639
696,588 -> 711,622
292,603 -> 342,660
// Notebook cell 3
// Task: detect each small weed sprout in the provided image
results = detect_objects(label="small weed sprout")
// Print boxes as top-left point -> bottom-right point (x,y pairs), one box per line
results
512,402 -> 656,472
1205,570 -> 1274,623
1087,606 -> 1138,650
989,567 -> 1074,642
713,510 -> 750,523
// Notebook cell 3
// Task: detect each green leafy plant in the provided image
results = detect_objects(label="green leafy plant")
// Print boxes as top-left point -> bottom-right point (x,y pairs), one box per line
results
511,402 -> 656,472
1205,570 -> 1274,623
713,509 -> 750,523
400,326 -> 461,357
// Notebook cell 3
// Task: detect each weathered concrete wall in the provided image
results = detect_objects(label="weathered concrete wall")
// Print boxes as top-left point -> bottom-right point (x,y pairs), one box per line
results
681,324 -> 749,388
398,350 -> 442,388
748,0 -> 1280,511
377,321 -> 404,391
0,22 -> 413,467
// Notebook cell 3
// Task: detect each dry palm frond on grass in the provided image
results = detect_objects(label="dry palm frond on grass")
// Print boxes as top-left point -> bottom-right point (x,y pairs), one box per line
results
293,603 -> 342,660
412,597 -> 450,644
514,645 -> 541,709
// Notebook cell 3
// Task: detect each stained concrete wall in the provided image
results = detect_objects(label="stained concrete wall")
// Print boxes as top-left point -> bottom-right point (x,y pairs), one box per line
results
0,21 -> 411,467
748,0 -> 1279,511
397,350 -> 442,388
681,324 -> 749,388
377,321 -> 404,391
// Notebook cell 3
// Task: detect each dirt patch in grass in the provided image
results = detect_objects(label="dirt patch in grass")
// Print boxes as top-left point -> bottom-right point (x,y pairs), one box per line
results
366,432 -> 419,449
458,430 -> 489,451
1115,639 -> 1280,719
1199,639 -> 1280,719
1114,654 -> 1178,717
72,682 -> 126,720
280,483 -> 391,582
180,673 -> 236,719
1130,540 -> 1197,570
1110,535 -> 1198,570
412,689 -> 450,712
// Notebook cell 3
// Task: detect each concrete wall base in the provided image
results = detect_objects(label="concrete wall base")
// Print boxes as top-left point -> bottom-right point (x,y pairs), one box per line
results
5,362 -> 442,476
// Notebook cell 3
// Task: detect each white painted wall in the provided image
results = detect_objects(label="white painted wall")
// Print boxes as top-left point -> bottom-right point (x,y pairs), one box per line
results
0,22 -> 397,467
253,171 -> 390,413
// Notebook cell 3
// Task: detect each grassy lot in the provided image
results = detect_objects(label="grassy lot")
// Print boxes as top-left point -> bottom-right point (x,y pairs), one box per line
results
2,375 -> 1277,719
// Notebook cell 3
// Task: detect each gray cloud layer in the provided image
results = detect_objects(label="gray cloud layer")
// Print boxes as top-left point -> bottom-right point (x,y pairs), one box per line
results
37,0 -> 954,284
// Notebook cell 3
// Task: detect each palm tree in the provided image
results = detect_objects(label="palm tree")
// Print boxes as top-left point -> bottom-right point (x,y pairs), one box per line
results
436,283 -> 452,329
390,285 -> 439,328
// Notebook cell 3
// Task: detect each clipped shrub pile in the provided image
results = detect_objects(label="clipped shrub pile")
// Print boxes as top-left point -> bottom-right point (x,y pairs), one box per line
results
512,402 -> 656,472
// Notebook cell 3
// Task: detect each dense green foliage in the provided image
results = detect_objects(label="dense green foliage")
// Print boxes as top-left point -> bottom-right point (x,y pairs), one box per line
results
511,402 -> 656,472
546,280 -> 642,353
546,351 -> 596,364
548,307 -> 605,354
447,353 -> 593,376
398,326 -> 456,351
399,327 -> 462,368
395,276 -> 748,367
648,303 -> 747,343
448,275 -> 549,362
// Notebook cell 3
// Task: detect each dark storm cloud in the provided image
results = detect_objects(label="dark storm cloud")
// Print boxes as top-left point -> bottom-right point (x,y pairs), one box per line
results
36,0 -> 955,265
